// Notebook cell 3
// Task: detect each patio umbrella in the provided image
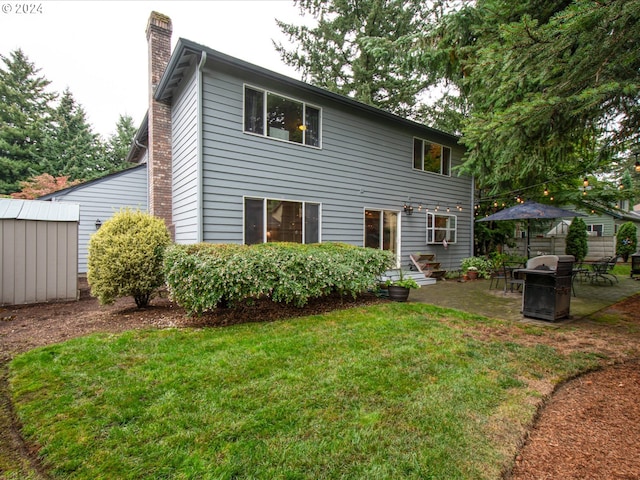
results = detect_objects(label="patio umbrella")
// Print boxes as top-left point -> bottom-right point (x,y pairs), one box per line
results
476,200 -> 587,257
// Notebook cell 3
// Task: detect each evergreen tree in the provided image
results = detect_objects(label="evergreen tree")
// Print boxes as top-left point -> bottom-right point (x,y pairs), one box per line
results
275,0 -> 439,118
38,88 -> 106,181
565,217 -> 588,264
0,49 -> 56,194
365,0 -> 640,200
616,222 -> 638,262
104,114 -> 137,172
454,0 -> 639,196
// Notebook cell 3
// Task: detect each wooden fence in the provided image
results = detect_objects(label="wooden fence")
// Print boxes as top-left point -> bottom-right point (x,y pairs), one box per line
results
506,236 -> 616,261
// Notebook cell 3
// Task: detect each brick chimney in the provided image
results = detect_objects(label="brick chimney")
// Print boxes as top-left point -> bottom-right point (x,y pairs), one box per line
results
146,11 -> 174,238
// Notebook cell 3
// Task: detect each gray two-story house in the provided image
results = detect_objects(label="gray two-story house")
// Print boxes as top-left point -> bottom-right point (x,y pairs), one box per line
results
139,11 -> 473,274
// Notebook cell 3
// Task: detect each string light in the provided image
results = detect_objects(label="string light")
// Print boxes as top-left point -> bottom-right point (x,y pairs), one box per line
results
402,200 -> 466,215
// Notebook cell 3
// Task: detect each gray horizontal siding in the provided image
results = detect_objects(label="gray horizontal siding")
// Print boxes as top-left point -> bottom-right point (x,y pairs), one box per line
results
197,65 -> 473,267
172,64 -> 200,244
45,166 -> 148,273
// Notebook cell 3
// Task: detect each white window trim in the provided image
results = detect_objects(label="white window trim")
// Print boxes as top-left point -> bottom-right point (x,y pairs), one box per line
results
426,212 -> 457,244
243,196 -> 322,244
587,224 -> 604,237
243,84 -> 322,149
413,137 -> 452,176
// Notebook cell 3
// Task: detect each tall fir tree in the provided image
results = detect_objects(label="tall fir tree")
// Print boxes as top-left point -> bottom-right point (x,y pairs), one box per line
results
275,0 -> 439,118
455,0 -> 639,197
105,114 -> 137,172
0,49 -> 56,194
362,0 -> 639,206
38,88 -> 106,181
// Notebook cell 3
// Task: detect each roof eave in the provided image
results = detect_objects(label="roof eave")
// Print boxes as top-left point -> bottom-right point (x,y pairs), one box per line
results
155,38 -> 461,143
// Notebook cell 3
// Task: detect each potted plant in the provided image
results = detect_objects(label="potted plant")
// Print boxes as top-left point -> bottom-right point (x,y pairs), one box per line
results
460,256 -> 492,280
385,269 -> 420,302
466,266 -> 479,280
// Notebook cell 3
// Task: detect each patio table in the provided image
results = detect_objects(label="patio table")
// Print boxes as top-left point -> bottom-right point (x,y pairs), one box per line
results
588,257 -> 618,285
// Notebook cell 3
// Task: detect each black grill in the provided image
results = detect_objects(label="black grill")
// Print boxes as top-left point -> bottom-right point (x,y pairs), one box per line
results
632,253 -> 640,279
521,255 -> 575,321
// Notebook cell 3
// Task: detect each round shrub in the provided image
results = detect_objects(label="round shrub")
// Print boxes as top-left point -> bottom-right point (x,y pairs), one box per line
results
616,221 -> 638,262
87,209 -> 171,308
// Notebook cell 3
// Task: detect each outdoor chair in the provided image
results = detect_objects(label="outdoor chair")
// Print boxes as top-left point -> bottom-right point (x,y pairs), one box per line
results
589,256 -> 619,285
571,262 -> 591,296
504,261 -> 525,292
488,267 -> 507,290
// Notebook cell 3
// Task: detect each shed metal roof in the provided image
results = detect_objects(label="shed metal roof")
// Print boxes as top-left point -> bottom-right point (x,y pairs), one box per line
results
0,199 -> 80,222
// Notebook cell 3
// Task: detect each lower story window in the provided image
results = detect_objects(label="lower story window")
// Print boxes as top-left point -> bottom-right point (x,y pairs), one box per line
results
364,209 -> 399,260
427,213 -> 457,244
244,197 -> 320,244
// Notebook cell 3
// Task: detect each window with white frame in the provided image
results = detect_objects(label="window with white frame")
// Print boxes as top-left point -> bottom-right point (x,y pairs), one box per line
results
587,224 -> 603,237
244,197 -> 320,245
413,138 -> 451,175
244,86 -> 321,147
427,213 -> 457,244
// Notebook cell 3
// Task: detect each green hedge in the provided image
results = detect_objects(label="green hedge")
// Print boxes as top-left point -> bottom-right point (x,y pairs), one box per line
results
163,242 -> 394,314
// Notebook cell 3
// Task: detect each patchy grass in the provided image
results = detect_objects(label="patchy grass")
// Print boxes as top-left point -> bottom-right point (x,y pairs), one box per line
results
612,263 -> 631,277
9,303 -> 601,480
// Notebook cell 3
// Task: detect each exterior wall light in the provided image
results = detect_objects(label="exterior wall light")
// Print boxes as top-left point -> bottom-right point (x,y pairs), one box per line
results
403,202 -> 414,215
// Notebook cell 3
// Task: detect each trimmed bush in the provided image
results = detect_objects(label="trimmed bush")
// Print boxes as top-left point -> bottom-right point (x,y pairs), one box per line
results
616,222 -> 638,262
565,217 -> 588,263
163,242 -> 394,315
87,209 -> 171,308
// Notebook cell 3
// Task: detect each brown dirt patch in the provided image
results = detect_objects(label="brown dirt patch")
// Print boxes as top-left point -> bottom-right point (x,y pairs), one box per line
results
1,283 -> 640,479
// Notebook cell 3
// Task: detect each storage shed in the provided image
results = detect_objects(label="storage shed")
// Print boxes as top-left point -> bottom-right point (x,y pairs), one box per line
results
1,199 -> 79,305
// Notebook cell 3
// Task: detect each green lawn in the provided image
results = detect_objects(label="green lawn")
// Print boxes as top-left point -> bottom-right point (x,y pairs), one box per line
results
9,303 -> 601,479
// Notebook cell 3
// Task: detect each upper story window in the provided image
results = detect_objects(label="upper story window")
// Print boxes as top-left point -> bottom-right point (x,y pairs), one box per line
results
413,138 -> 451,176
244,86 -> 321,147
427,213 -> 457,244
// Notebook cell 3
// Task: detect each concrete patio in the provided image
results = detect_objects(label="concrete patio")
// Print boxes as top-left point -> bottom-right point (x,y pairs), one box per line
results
409,273 -> 640,325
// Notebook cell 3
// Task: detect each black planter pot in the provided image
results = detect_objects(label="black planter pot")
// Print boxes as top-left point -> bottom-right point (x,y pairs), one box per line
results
388,285 -> 410,302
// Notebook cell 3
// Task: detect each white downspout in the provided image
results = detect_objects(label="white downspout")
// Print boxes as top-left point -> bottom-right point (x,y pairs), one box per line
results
196,51 -> 207,243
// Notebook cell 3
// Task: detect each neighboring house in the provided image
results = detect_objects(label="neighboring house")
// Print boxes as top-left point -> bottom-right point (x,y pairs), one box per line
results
136,12 -> 474,272
39,164 -> 148,273
581,201 -> 640,238
515,203 -> 640,260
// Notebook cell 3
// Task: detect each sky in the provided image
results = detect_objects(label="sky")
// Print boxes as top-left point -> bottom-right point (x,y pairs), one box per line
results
0,0 -> 310,137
